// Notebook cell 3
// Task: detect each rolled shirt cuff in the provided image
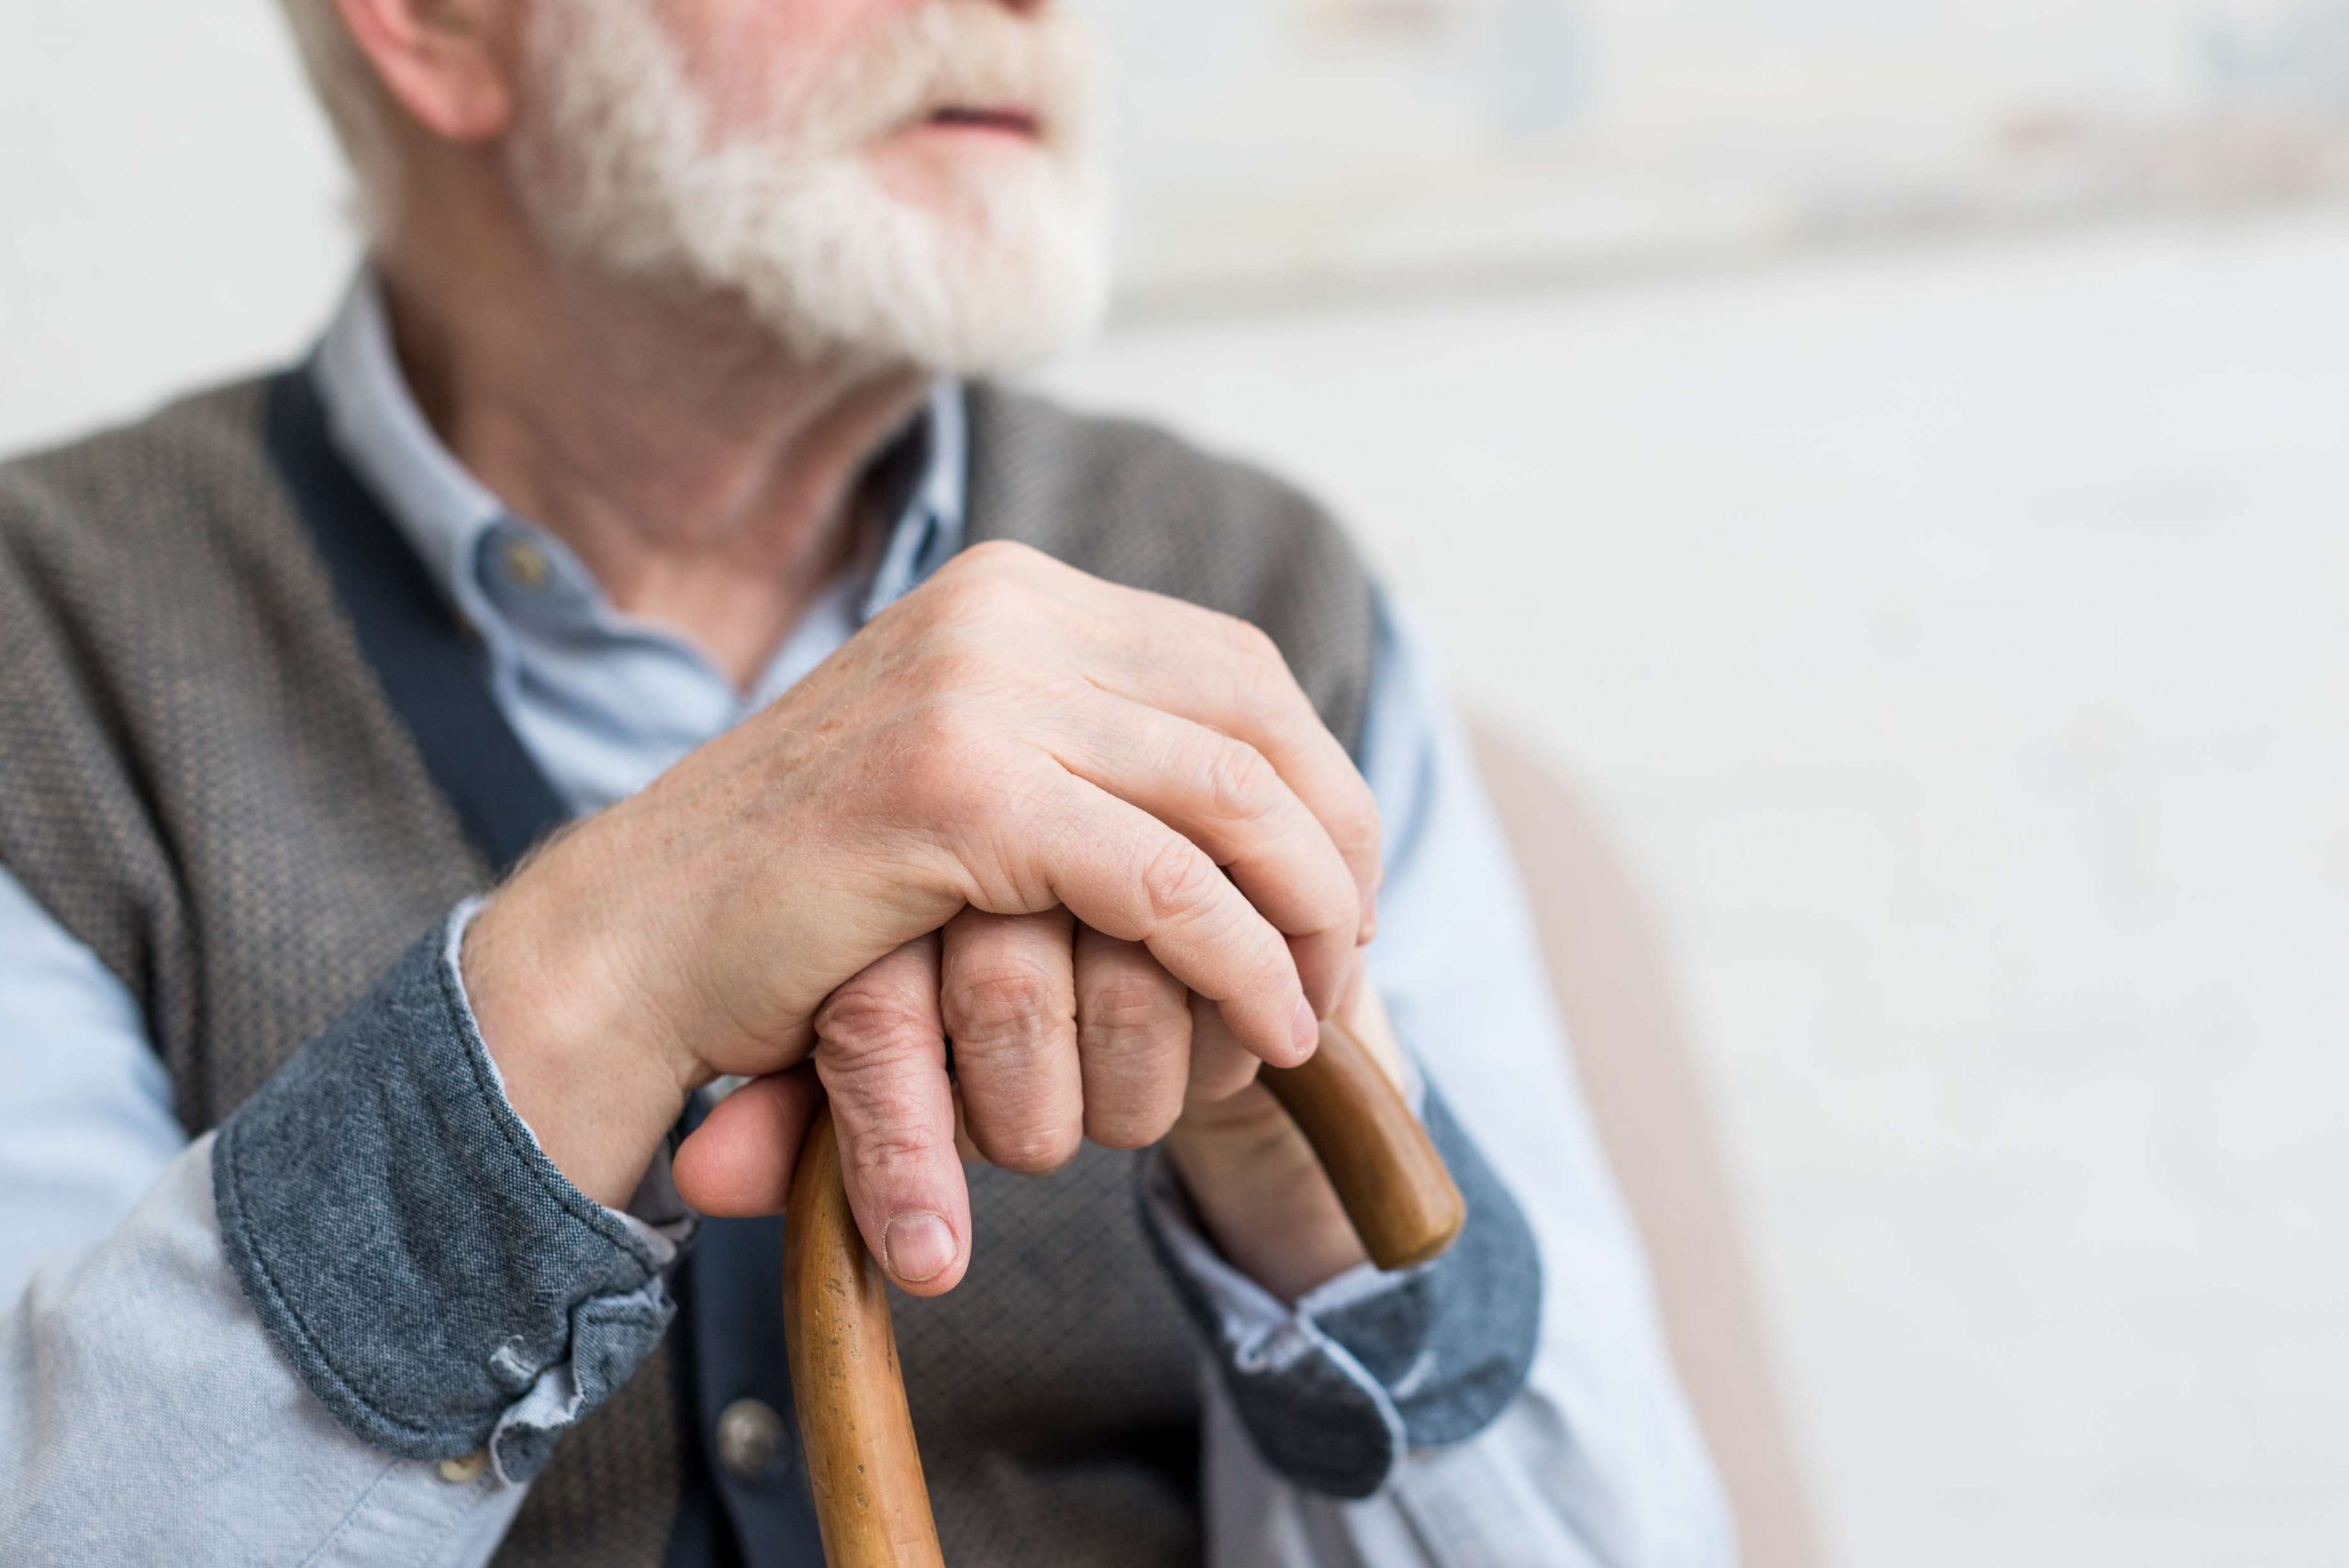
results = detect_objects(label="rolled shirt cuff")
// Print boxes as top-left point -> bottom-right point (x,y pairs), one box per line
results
1136,1077 -> 1543,1499
213,903 -> 695,1482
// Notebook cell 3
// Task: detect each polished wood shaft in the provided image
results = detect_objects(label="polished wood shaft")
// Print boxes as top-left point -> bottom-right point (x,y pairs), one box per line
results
783,1111 -> 944,1568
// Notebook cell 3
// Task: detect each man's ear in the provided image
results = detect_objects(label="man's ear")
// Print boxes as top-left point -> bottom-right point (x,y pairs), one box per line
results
332,0 -> 523,145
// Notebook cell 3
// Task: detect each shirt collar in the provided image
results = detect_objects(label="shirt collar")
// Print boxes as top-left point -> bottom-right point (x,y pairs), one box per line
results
311,271 -> 507,624
309,268 -> 970,639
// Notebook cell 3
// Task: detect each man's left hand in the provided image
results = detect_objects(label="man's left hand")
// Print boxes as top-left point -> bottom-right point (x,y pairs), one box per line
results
675,917 -> 1408,1303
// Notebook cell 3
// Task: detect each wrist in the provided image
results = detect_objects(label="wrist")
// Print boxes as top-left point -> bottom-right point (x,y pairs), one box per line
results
1164,973 -> 1409,1301
1164,1092 -> 1369,1300
461,873 -> 698,1210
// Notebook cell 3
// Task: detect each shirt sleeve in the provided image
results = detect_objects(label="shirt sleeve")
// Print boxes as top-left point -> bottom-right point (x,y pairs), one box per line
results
1179,595 -> 1738,1566
0,871 -> 675,1566
212,902 -> 694,1481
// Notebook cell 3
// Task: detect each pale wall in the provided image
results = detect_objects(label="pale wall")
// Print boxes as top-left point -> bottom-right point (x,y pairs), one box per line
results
1041,217 -> 2349,1565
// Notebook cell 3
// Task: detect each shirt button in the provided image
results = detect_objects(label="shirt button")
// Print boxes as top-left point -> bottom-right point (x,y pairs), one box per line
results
437,1449 -> 489,1484
499,535 -> 552,591
715,1396 -> 787,1484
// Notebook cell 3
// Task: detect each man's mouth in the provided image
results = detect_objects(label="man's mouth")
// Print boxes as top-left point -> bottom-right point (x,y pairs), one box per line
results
922,105 -> 1042,139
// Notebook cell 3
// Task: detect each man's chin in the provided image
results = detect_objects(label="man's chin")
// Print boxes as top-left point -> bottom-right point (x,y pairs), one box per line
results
805,261 -> 1108,380
726,169 -> 1109,377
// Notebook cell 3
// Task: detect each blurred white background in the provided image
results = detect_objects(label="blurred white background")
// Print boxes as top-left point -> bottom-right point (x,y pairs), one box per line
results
6,5 -> 2349,1565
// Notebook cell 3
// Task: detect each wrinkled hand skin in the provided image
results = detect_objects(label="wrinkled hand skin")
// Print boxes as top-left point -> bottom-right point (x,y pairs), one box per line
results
463,540 -> 1386,1296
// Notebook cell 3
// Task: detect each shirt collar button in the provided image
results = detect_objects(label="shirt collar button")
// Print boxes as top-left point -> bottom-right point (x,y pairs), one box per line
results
499,535 -> 553,592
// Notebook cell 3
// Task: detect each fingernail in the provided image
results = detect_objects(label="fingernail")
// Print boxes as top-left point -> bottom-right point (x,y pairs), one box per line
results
1291,995 -> 1321,1055
885,1211 -> 956,1284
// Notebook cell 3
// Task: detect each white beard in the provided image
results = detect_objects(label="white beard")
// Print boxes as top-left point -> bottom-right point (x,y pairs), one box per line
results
507,0 -> 1110,375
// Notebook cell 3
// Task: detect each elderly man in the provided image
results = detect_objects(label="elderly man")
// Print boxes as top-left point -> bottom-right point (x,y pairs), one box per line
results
0,2 -> 1728,1564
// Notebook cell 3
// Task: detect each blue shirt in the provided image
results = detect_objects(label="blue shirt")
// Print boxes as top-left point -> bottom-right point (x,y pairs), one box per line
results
0,274 -> 1730,1566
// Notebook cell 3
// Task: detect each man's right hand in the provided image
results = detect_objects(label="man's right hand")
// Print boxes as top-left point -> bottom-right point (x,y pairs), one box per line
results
461,540 -> 1379,1281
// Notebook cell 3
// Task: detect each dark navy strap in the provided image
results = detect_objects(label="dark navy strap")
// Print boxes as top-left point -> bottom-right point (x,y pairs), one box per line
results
262,369 -> 567,878
672,1104 -> 830,1568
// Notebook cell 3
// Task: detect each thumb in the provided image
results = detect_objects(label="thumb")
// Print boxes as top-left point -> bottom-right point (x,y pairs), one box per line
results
672,1067 -> 823,1217
812,935 -> 973,1296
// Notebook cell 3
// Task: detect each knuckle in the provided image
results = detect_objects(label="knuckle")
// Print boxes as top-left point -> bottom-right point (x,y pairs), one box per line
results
1082,973 -> 1186,1043
926,542 -> 1046,624
1216,612 -> 1283,670
816,984 -> 937,1061
1200,739 -> 1276,824
844,1117 -> 950,1177
916,571 -> 1011,639
1247,945 -> 1299,1009
954,538 -> 1041,576
1137,836 -> 1218,928
1078,975 -> 1189,1149
944,959 -> 1068,1048
1218,617 -> 1297,697
1333,790 -> 1384,867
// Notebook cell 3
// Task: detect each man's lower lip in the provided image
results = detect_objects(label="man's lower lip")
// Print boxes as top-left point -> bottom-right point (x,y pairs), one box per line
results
923,111 -> 1041,139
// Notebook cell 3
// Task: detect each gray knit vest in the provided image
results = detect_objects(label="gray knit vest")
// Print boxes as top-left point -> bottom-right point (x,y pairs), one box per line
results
0,375 -> 1375,1566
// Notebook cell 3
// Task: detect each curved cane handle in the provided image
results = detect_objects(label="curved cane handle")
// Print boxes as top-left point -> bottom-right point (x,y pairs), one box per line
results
1255,1016 -> 1467,1272
782,1017 -> 1464,1568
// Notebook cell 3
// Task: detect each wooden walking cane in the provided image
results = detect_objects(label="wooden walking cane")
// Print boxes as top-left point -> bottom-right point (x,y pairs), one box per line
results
782,1014 -> 1467,1568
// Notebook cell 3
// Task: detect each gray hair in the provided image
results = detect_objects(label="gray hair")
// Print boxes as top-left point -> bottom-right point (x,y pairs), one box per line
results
273,0 -> 396,216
